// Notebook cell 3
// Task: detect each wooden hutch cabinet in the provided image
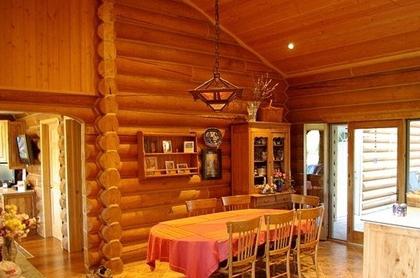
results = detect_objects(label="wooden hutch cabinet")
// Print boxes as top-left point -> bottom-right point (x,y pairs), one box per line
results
231,122 -> 291,208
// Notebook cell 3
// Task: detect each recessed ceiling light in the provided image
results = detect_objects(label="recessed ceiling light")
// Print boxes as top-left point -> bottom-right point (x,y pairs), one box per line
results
288,42 -> 295,50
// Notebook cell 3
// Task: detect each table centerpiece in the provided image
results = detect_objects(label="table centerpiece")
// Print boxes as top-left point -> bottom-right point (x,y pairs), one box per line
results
0,205 -> 37,262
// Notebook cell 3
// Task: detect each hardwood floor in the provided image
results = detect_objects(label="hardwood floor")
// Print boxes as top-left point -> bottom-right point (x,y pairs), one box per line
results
18,237 -> 362,277
19,235 -> 85,277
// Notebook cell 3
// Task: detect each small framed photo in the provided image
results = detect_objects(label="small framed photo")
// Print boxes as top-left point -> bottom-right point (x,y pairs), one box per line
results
162,140 -> 172,153
202,149 -> 222,180
183,141 -> 195,153
145,157 -> 158,174
176,163 -> 189,174
165,160 -> 176,174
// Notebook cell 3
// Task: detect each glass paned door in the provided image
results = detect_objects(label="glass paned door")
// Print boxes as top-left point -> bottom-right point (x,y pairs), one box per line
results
253,135 -> 269,187
348,121 -> 402,243
272,134 -> 286,190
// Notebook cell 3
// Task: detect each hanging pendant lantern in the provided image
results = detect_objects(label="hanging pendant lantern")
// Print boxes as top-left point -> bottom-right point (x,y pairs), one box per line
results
189,0 -> 243,112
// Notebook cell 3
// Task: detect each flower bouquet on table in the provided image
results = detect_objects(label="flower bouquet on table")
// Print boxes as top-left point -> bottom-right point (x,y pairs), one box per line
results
0,205 -> 37,262
273,169 -> 287,191
256,183 -> 277,194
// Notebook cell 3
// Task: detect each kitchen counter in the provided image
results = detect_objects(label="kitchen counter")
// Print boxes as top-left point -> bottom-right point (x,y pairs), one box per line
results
361,206 -> 420,230
362,206 -> 420,278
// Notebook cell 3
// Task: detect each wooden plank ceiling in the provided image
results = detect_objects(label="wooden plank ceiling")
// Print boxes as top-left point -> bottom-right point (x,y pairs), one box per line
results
186,0 -> 420,79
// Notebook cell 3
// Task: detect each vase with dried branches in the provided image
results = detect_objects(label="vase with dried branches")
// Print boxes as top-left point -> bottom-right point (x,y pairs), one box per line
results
247,73 -> 279,121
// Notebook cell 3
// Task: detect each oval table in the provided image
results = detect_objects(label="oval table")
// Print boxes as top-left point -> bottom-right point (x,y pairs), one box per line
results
147,208 -> 288,278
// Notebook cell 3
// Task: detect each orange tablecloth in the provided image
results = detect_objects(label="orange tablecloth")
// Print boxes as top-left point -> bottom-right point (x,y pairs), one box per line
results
147,208 -> 288,278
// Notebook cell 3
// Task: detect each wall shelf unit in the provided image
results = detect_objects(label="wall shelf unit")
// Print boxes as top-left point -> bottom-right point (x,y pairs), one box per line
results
138,131 -> 199,179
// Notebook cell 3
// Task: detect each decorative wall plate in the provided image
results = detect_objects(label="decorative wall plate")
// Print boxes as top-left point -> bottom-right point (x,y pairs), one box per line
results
203,128 -> 223,148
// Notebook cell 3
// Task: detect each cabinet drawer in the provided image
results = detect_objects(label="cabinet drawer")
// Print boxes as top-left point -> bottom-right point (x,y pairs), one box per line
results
254,195 -> 276,206
276,194 -> 290,203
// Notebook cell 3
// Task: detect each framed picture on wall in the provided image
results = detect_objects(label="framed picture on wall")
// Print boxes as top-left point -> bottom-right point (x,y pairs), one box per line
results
145,157 -> 158,175
176,163 -> 189,174
165,160 -> 176,174
202,149 -> 222,180
162,140 -> 172,153
183,141 -> 195,153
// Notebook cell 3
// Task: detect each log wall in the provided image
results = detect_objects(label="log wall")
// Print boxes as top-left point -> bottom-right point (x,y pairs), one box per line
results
0,0 -> 288,273
112,0 -> 286,263
286,63 -> 420,123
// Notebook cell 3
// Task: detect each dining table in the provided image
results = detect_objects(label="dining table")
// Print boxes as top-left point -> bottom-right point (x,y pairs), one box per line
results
146,208 -> 291,278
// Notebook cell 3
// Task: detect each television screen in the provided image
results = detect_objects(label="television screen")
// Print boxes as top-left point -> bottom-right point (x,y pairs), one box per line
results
16,134 -> 33,164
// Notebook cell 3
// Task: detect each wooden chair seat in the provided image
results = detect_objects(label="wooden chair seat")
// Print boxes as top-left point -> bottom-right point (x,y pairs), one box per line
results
185,198 -> 218,217
221,195 -> 251,211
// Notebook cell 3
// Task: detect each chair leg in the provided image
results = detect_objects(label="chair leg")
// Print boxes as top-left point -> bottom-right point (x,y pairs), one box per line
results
314,252 -> 319,278
286,255 -> 291,278
297,252 -> 302,278
266,258 -> 270,278
251,262 -> 255,278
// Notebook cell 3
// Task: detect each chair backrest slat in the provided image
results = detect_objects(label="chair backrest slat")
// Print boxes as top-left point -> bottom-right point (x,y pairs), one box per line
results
226,216 -> 261,272
264,211 -> 295,257
221,195 -> 250,211
291,194 -> 320,209
185,198 -> 218,217
296,206 -> 324,250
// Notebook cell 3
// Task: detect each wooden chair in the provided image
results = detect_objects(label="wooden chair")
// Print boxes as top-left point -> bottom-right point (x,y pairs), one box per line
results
263,211 -> 295,278
292,206 -> 324,278
185,198 -> 218,217
291,194 -> 320,209
217,216 -> 261,278
221,195 -> 251,211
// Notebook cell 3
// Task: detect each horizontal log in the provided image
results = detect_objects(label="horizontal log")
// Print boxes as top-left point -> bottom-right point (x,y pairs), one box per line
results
85,180 -> 101,198
98,150 -> 121,170
101,240 -> 123,259
95,114 -> 119,133
100,187 -> 122,207
288,83 -> 420,110
86,199 -> 103,216
119,173 -> 231,195
114,3 -> 235,43
287,99 -> 420,123
87,216 -> 101,233
121,226 -> 150,243
115,22 -> 256,61
119,186 -> 228,210
288,68 -> 420,97
117,93 -> 248,115
118,110 -> 240,128
101,205 -> 122,224
115,39 -> 247,72
120,204 -> 187,227
103,257 -> 124,275
101,222 -> 122,243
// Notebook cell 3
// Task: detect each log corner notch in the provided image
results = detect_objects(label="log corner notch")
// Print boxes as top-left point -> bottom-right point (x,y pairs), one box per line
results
93,0 -> 124,274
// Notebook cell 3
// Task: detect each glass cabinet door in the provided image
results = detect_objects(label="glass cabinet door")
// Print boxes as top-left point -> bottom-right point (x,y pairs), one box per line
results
253,135 -> 269,187
271,133 -> 286,190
